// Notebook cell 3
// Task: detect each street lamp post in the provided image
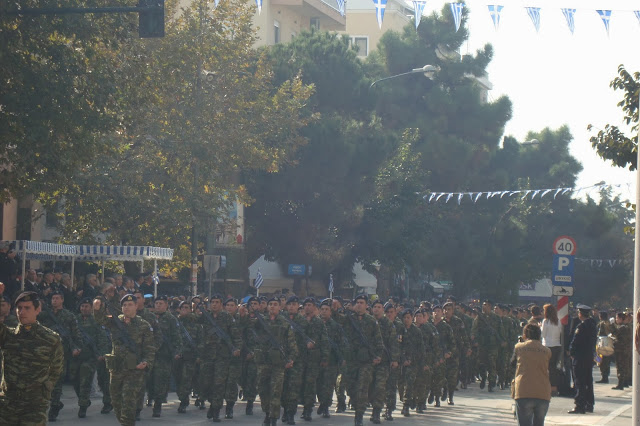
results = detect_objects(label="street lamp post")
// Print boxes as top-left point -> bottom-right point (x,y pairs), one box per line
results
370,64 -> 439,88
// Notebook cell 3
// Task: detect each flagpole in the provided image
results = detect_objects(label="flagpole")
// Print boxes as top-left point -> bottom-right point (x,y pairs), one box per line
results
632,87 -> 639,426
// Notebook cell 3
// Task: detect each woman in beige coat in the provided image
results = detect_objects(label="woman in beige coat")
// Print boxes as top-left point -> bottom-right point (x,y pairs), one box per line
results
511,323 -> 552,426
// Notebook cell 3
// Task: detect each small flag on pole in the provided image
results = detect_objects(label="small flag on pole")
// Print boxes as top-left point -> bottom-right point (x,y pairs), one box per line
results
450,2 -> 464,32
152,271 -> 159,286
329,274 -> 334,294
255,269 -> 264,289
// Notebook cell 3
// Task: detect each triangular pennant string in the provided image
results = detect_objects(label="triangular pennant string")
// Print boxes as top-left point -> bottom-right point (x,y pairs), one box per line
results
336,0 -> 345,16
526,7 -> 541,33
450,2 -> 464,32
541,189 -> 552,198
474,193 -> 482,203
428,193 -> 436,203
561,8 -> 576,34
413,0 -> 427,30
609,260 -> 615,267
255,0 -> 262,14
597,10 -> 612,37
487,5 -> 503,30
457,193 -> 464,205
436,193 -> 446,202
521,190 -> 531,200
635,11 -> 640,26
531,190 -> 541,199
373,0 -> 387,29
445,193 -> 453,203
500,191 -> 509,198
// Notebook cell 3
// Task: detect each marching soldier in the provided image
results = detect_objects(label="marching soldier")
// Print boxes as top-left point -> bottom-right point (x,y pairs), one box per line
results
224,298 -> 243,418
612,312 -> 632,390
369,299 -> 399,423
281,295 -> 305,424
398,309 -> 423,416
175,301 -> 202,413
433,305 -> 456,405
596,311 -> 614,384
240,297 -> 263,415
317,298 -> 347,418
471,300 -> 504,392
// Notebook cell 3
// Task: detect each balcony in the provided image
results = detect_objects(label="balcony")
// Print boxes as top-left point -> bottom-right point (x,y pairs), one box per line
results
271,0 -> 346,30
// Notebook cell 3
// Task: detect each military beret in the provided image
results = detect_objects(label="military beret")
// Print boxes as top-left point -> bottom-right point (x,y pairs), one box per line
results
442,302 -> 453,309
50,290 -> 64,298
179,301 -> 190,309
482,299 -> 493,305
224,297 -> 237,305
302,297 -> 316,305
207,293 -> 222,302
446,295 -> 457,302
78,297 -> 92,306
400,308 -> 413,318
432,305 -> 442,311
155,295 -> 168,302
413,308 -> 423,316
422,306 -> 432,313
259,296 -> 268,302
320,298 -> 332,308
333,296 -> 344,304
120,294 -> 137,305
354,294 -> 368,303
383,302 -> 395,312
370,299 -> 384,308
286,295 -> 300,305
247,296 -> 259,304
268,296 -> 280,304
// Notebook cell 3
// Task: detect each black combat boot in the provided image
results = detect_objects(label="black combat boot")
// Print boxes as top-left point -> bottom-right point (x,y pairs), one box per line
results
211,407 -> 222,422
488,383 -> 495,393
48,406 -> 59,422
303,406 -> 313,421
263,413 -> 271,426
447,390 -> 454,406
434,398 -> 440,408
135,409 -> 141,421
288,407 -> 297,425
479,378 -> 486,389
401,404 -> 410,417
225,401 -> 235,419
317,403 -> 324,415
246,400 -> 254,415
427,392 -> 434,404
208,404 -> 215,419
282,409 -> 290,423
441,388 -> 448,401
78,406 -> 88,418
371,408 -> 381,424
322,405 -> 330,419
178,400 -> 188,414
384,407 -> 394,421
271,418 -> 278,426
100,403 -> 113,414
336,398 -> 346,413
596,377 -> 608,383
416,403 -> 424,414
354,412 -> 364,426
152,400 -> 162,417
612,384 -> 625,390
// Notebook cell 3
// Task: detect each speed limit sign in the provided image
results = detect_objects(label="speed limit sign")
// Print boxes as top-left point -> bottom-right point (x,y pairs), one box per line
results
553,236 -> 577,256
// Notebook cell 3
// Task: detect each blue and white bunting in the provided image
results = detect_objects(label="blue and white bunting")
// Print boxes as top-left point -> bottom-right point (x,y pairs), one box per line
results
487,5 -> 503,30
255,0 -> 262,14
373,0 -> 387,29
336,0 -> 345,17
255,269 -> 264,289
635,11 -> 640,26
526,7 -> 541,33
413,0 -> 428,30
424,182 -> 629,205
450,2 -> 464,32
561,8 -> 576,34
329,274 -> 334,293
597,10 -> 612,36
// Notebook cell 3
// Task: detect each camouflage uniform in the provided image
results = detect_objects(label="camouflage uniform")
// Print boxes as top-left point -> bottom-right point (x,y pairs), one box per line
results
94,304 -> 157,426
136,307 -> 162,413
613,322 -> 632,387
495,316 -> 510,388
70,312 -> 110,410
597,320 -> 614,381
175,313 -> 202,408
150,310 -> 183,413
240,319 -> 260,409
369,316 -> 399,418
298,314 -> 330,418
400,323 -> 424,411
386,318 -> 404,412
333,310 -> 384,424
471,311 -> 503,390
435,319 -> 457,399
445,313 -> 469,396
415,321 -> 438,409
281,312 -> 306,417
0,321 -> 64,425
252,313 -> 298,421
198,309 -> 242,417
317,317 -> 346,415
37,306 -> 83,419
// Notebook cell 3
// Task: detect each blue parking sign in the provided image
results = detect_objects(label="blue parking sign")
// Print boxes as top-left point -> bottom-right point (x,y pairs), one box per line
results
552,254 -> 574,287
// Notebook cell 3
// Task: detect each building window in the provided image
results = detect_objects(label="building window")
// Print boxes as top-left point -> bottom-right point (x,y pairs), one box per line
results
310,17 -> 320,31
16,207 -> 31,241
350,36 -> 369,57
274,20 -> 280,44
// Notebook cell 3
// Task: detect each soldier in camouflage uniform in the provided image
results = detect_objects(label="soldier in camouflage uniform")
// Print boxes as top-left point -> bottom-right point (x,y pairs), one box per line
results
369,300 -> 399,423
298,297 -> 330,421
281,296 -> 305,424
37,290 -> 84,422
199,293 -> 242,422
612,312 -> 632,390
224,298 -> 242,418
596,311 -> 614,383
414,307 -> 438,413
240,297 -> 262,415
94,294 -> 157,426
333,294 -> 383,426
399,309 -> 423,416
317,298 -> 346,418
451,299 -> 473,389
334,298 -> 353,414
71,298 -> 111,418
493,304 -> 511,390
242,296 -> 298,426
0,291 -> 64,425
442,303 -> 467,405
471,300 -> 504,392
175,301 -> 202,413
385,302 -> 404,420
149,295 -> 183,417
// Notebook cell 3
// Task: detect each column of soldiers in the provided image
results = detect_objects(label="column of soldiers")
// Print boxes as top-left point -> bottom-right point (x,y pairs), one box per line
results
1,284 -> 538,426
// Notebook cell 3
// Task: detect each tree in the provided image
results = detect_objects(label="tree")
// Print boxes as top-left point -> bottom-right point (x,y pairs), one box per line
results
36,0 -> 313,271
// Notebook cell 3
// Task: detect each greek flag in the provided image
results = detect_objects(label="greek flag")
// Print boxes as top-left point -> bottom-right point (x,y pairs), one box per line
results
329,274 -> 334,293
526,7 -> 541,33
597,10 -> 612,37
255,270 -> 264,289
152,272 -> 159,286
561,8 -> 576,35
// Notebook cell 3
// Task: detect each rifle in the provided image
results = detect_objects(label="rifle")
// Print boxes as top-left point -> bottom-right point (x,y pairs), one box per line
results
105,303 -> 140,360
345,311 -> 384,360
476,313 -> 504,344
197,304 -> 238,354
41,304 -> 78,351
253,312 -> 288,362
326,332 -> 344,364
281,314 -> 315,346
177,317 -> 197,350
77,320 -> 100,358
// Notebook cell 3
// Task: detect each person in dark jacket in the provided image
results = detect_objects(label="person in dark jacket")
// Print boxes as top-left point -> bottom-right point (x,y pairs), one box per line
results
568,304 -> 598,414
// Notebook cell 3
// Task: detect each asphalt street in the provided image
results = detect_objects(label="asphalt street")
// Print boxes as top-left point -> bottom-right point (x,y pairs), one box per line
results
53,366 -> 631,426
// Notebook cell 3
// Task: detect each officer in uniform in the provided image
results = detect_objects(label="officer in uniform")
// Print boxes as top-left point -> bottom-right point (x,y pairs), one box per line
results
93,293 -> 157,426
0,291 -> 64,424
568,304 -> 598,414
612,312 -> 632,390
369,299 -> 399,423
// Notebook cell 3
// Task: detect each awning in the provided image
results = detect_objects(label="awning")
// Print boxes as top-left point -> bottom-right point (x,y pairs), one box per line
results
429,282 -> 444,294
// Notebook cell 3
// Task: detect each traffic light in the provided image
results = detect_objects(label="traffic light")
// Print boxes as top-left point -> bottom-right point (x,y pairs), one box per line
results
138,0 -> 164,38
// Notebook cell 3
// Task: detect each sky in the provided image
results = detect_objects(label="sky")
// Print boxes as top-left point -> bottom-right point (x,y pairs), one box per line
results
421,0 -> 640,203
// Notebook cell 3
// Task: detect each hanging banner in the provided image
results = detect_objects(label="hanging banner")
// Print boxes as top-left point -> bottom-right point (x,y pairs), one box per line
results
597,10 -> 612,36
373,0 -> 387,29
561,8 -> 576,34
255,0 -> 262,14
336,0 -> 345,17
450,2 -> 464,32
635,11 -> 640,26
487,5 -> 503,30
526,7 -> 541,33
413,0 -> 428,30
